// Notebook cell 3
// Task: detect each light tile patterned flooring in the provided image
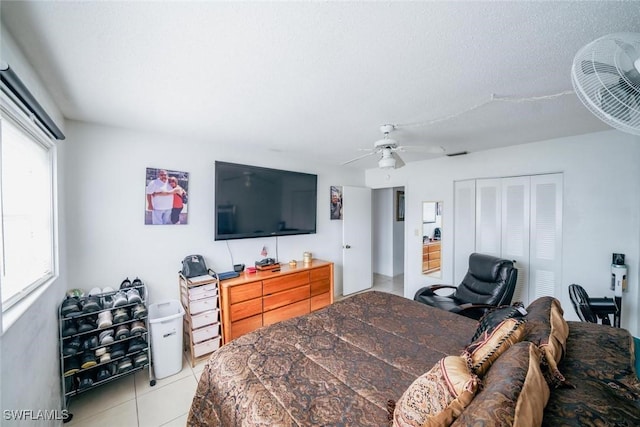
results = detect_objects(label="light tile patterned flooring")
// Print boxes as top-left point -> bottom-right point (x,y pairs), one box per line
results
66,273 -> 404,426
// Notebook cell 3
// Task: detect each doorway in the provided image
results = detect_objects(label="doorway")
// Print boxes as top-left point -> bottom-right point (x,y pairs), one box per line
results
372,187 -> 405,295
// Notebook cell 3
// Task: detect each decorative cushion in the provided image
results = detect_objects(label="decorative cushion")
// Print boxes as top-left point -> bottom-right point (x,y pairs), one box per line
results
451,342 -> 550,427
524,297 -> 570,387
471,304 -> 526,342
392,356 -> 479,427
463,317 -> 527,377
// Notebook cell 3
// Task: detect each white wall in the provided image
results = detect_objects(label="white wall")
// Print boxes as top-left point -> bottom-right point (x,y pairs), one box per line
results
63,121 -> 363,304
367,130 -> 640,336
1,27 -> 69,425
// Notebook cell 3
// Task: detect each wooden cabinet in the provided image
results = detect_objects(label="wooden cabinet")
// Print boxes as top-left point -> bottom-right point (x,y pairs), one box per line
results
220,260 -> 334,344
422,241 -> 441,273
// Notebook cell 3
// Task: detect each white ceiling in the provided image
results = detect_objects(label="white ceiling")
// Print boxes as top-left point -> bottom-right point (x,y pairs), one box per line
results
2,1 -> 639,170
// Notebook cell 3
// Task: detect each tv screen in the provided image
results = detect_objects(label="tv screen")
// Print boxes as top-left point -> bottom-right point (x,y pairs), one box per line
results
215,161 -> 318,240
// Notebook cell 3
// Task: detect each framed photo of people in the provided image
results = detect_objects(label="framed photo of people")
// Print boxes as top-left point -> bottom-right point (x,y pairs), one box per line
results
145,167 -> 189,225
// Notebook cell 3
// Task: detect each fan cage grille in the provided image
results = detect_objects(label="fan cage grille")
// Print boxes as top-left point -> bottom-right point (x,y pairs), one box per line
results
571,33 -> 640,135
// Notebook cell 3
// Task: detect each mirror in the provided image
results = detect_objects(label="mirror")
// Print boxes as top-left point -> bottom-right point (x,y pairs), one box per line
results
422,201 -> 443,278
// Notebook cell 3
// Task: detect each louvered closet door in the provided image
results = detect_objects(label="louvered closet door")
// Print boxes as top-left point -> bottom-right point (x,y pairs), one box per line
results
454,180 -> 476,284
475,179 -> 502,258
529,174 -> 563,301
501,177 -> 530,304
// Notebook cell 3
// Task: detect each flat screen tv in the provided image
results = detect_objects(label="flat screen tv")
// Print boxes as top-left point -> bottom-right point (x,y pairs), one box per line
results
215,161 -> 318,240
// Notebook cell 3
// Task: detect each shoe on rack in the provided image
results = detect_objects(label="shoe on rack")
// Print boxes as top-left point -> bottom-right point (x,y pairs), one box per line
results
117,357 -> 133,374
101,287 -> 115,309
65,376 -> 76,392
77,316 -> 97,333
132,303 -> 148,320
81,335 -> 99,352
78,372 -> 94,389
88,287 -> 102,297
113,291 -> 128,308
96,366 -> 112,382
115,324 -> 130,340
111,343 -> 126,359
95,346 -> 108,358
120,277 -> 132,290
113,307 -> 129,324
97,310 -> 113,329
99,329 -> 114,345
127,337 -> 147,353
99,352 -> 111,364
62,320 -> 77,337
81,295 -> 102,313
62,337 -> 81,356
133,352 -> 148,368
126,288 -> 142,304
61,296 -> 82,317
64,357 -> 81,376
80,352 -> 97,370
130,321 -> 147,336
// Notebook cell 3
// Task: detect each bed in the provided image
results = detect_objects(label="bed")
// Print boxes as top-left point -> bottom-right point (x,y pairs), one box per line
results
187,291 -> 640,426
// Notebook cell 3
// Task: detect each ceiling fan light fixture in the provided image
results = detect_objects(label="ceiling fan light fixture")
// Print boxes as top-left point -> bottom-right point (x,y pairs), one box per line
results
378,152 -> 396,169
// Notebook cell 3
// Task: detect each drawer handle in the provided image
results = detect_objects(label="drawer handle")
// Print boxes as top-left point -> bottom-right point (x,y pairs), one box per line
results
163,331 -> 176,338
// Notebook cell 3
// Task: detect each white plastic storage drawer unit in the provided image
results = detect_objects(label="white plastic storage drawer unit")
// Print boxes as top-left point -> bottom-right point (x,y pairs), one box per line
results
179,273 -> 222,367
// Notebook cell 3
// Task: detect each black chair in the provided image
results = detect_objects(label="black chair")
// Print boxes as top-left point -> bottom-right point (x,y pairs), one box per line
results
413,253 -> 518,320
568,284 -> 616,326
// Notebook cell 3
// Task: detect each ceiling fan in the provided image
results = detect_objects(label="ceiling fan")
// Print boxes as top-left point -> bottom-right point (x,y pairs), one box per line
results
342,124 -> 443,169
571,32 -> 640,135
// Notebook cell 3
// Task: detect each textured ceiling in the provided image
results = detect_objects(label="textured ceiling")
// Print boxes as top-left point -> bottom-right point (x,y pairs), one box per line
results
2,1 -> 639,170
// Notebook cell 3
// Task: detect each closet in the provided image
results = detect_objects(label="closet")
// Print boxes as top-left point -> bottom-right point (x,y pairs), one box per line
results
454,173 -> 562,305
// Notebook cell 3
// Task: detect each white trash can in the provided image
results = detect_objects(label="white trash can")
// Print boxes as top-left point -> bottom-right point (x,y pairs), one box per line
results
149,300 -> 185,379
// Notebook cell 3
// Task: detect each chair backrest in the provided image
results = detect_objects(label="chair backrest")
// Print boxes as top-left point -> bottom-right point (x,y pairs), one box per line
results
453,253 -> 518,306
568,284 -> 598,323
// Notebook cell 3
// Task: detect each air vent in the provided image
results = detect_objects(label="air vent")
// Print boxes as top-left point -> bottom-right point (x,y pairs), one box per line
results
446,151 -> 468,157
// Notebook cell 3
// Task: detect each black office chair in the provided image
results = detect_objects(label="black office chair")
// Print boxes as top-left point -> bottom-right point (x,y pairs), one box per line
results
413,253 -> 518,320
568,284 -> 615,325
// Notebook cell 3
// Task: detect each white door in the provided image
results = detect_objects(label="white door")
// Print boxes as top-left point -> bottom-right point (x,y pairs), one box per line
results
453,180 -> 476,284
342,186 -> 372,296
476,178 -> 502,257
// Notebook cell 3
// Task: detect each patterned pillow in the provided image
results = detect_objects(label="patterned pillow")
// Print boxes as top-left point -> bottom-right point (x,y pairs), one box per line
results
471,304 -> 526,342
463,317 -> 527,377
524,297 -> 569,387
451,342 -> 551,427
392,356 -> 479,427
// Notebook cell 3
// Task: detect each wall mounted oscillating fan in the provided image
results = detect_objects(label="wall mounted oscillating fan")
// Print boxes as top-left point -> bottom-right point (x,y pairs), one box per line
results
571,32 -> 640,135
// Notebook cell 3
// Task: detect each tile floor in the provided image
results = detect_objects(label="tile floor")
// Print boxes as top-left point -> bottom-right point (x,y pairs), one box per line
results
66,273 -> 404,426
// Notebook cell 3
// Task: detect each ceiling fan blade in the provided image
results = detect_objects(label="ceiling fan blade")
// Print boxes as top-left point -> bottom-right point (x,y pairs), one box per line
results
398,145 -> 445,154
581,60 -> 619,76
341,151 -> 376,165
391,152 -> 405,169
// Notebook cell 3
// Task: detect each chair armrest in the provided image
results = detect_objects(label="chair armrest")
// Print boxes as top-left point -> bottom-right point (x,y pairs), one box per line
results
414,284 -> 457,301
452,303 -> 498,320
428,284 -> 458,293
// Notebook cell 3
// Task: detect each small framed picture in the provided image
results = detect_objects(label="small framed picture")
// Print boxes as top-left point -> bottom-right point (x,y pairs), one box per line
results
330,186 -> 343,220
396,190 -> 405,221
145,167 -> 189,225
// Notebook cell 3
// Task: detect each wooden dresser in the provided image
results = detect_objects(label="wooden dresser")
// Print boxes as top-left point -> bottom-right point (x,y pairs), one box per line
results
422,241 -> 441,273
219,259 -> 334,344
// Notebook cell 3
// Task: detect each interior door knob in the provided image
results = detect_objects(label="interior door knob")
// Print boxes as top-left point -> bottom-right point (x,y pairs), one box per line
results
344,245 -> 351,249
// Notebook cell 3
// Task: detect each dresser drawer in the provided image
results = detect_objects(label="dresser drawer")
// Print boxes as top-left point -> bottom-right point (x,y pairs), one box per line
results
428,251 -> 441,261
188,296 -> 218,314
263,271 -> 309,295
310,279 -> 330,297
188,309 -> 219,330
263,285 -> 310,312
427,243 -> 441,252
310,292 -> 331,312
183,282 -> 218,301
230,314 -> 262,340
230,298 -> 262,322
193,337 -> 220,358
263,299 -> 310,326
229,282 -> 262,304
310,265 -> 331,281
428,259 -> 441,269
191,323 -> 220,343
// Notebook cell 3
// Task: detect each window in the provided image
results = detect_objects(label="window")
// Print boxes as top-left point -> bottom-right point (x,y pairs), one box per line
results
1,103 -> 57,311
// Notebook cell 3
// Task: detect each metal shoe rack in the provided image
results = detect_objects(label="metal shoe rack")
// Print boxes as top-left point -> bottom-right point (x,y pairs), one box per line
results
58,281 -> 154,421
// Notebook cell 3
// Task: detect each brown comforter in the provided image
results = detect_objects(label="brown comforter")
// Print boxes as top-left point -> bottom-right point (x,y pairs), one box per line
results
187,291 -> 477,426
